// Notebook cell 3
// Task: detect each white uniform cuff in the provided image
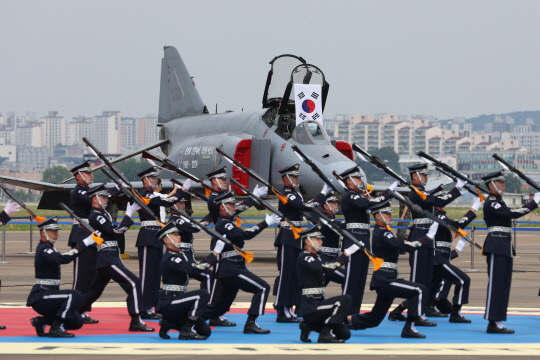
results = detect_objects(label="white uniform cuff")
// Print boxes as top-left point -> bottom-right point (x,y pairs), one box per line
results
214,240 -> 225,254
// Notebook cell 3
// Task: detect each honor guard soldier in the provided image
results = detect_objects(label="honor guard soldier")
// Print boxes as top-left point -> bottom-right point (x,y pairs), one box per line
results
201,166 -> 266,327
27,217 -> 103,338
273,164 -> 327,323
0,200 -> 21,329
297,226 -> 352,343
389,163 -> 465,325
348,199 -> 437,338
67,161 -> 99,324
77,184 -> 154,332
318,191 -> 346,286
135,166 -> 179,319
156,222 -> 211,340
429,189 -> 482,323
482,170 -> 540,334
338,165 -> 396,315
203,191 -> 279,334
168,189 -> 212,293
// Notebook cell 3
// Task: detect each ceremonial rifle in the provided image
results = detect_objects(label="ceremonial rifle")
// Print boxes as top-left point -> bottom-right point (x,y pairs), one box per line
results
305,206 -> 384,270
417,151 -> 487,201
141,151 -> 213,193
228,177 -> 302,239
59,202 -> 103,245
175,209 -> 254,263
82,137 -> 152,207
0,181 -> 46,223
352,143 -> 426,200
387,189 -> 482,250
435,167 -> 486,199
493,154 -> 540,191
290,145 -> 342,195
170,179 -> 208,202
215,148 -> 289,205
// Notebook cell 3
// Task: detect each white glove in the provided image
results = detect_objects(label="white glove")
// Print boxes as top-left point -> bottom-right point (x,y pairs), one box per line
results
404,240 -> 422,248
388,180 -> 399,191
456,178 -> 467,189
471,197 -> 483,211
321,183 -> 330,195
214,240 -> 225,254
344,244 -> 361,256
3,200 -> 20,215
322,262 -> 341,270
125,202 -> 141,217
534,192 -> 540,204
192,262 -> 211,270
265,213 -> 280,226
426,221 -> 439,239
455,237 -> 467,252
183,178 -> 193,191
252,184 -> 268,198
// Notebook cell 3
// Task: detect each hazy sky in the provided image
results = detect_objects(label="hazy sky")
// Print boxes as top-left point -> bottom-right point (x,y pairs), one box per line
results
2,1 -> 540,120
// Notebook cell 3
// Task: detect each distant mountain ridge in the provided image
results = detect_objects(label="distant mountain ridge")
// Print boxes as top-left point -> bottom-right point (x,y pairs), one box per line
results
460,110 -> 540,131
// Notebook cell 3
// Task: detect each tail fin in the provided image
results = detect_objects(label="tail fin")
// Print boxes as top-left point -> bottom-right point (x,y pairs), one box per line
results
158,46 -> 208,123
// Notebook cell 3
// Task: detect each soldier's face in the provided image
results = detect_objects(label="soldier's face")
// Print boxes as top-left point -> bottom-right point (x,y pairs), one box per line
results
489,180 -> 505,194
174,201 -> 186,211
283,175 -> 299,187
305,236 -> 323,252
43,229 -> 59,242
144,176 -> 158,188
77,171 -> 93,185
212,178 -> 228,191
346,176 -> 363,189
381,212 -> 393,223
324,201 -> 339,213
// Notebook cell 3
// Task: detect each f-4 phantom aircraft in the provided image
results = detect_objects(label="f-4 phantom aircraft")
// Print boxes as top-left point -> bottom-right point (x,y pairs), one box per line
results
0,46 -> 364,208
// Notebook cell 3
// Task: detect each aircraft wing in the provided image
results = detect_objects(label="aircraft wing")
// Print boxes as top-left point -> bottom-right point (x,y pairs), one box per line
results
0,175 -> 71,192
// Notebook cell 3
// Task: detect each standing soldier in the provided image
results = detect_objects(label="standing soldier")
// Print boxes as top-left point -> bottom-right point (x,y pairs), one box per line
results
67,161 -> 99,324
77,184 -> 154,332
338,165 -> 396,315
156,222 -> 211,340
429,190 -> 482,323
203,191 -> 280,334
348,199 -> 437,338
27,217 -> 102,338
388,163 -> 465,325
318,191 -> 346,286
482,170 -> 540,333
297,226 -> 352,343
135,166 -> 179,320
168,189 -> 212,293
0,200 -> 20,329
201,166 -> 266,327
273,164 -> 327,323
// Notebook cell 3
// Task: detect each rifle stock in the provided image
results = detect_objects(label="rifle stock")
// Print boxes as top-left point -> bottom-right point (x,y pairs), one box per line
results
0,181 -> 46,223
493,154 -> 540,192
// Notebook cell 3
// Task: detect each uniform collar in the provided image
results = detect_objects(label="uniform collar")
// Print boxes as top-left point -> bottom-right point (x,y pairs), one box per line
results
490,191 -> 502,198
166,247 -> 180,253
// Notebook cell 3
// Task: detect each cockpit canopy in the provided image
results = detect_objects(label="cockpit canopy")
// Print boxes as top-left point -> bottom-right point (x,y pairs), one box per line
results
262,55 -> 306,109
292,121 -> 331,145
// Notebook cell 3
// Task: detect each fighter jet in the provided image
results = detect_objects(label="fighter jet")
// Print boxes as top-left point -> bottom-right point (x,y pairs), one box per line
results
0,46 -> 364,208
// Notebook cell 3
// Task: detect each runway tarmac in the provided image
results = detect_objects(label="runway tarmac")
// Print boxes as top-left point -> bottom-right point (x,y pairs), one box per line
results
1,228 -> 540,358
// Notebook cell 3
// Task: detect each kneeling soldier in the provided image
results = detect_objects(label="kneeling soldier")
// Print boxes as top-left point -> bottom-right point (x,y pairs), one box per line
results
156,222 -> 211,340
27,217 -> 102,337
348,199 -> 438,338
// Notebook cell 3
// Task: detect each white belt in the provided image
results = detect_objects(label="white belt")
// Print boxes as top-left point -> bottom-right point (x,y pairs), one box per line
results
221,250 -> 242,258
162,284 -> 187,292
280,221 -> 303,228
178,243 -> 193,249
488,226 -> 511,233
321,246 -> 340,254
99,241 -> 118,250
73,218 -> 88,225
302,287 -> 325,296
436,241 -> 452,248
36,279 -> 61,286
380,262 -> 398,270
414,218 -> 433,225
346,223 -> 370,229
141,221 -> 160,227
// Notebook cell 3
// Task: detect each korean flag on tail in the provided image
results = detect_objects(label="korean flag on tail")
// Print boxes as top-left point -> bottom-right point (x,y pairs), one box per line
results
294,84 -> 323,126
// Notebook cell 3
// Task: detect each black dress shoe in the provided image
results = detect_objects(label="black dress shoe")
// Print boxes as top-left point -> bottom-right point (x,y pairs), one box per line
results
388,310 -> 406,322
0,324 -> 5,330
141,312 -> 161,320
401,325 -> 426,338
426,306 -> 447,318
179,322 -> 207,340
276,314 -> 300,323
129,319 -> 155,332
82,315 -> 99,324
415,316 -> 437,327
244,320 -> 270,334
449,313 -> 471,323
48,325 -> 75,338
487,324 -> 514,334
299,320 -> 312,343
30,317 -> 47,337
317,327 -> 345,343
159,319 -> 171,339
209,316 -> 236,327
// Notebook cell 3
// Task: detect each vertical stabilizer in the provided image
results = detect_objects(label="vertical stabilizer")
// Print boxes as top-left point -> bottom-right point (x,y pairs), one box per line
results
158,46 -> 208,123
